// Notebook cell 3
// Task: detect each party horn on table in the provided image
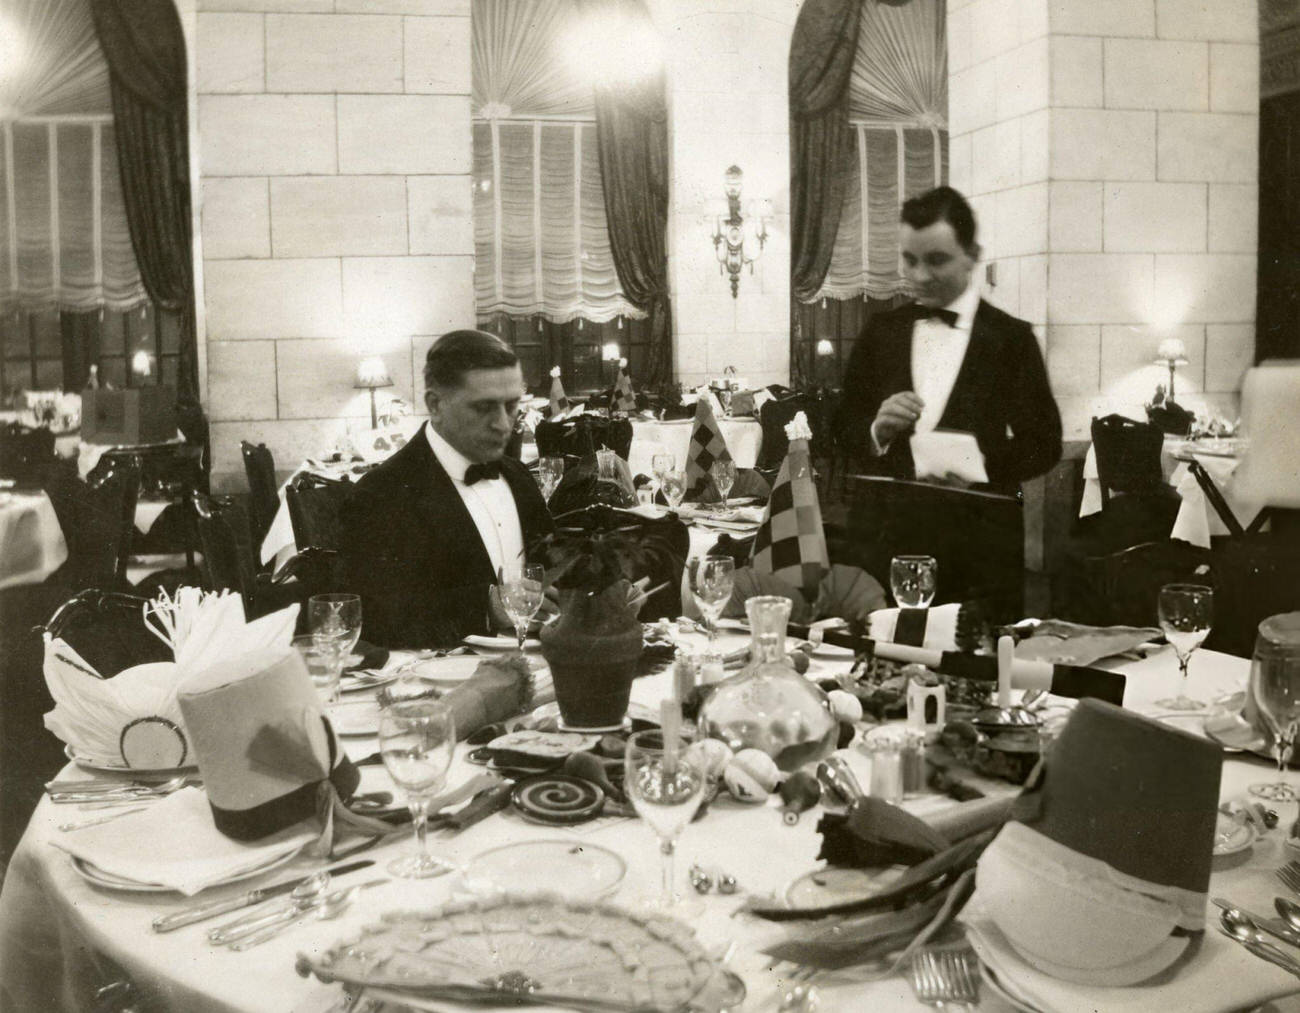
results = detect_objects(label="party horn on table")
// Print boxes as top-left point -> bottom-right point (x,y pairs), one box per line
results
789,625 -> 1126,705
779,771 -> 822,825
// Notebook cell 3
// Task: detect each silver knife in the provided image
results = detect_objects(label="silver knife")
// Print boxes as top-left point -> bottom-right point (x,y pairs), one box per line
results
151,859 -> 374,933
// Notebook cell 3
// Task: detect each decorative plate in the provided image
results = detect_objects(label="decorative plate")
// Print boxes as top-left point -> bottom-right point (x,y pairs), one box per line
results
461,840 -> 626,900
781,865 -> 909,911
295,893 -> 720,1012
1212,812 -> 1256,858
65,744 -> 197,781
510,773 -> 605,825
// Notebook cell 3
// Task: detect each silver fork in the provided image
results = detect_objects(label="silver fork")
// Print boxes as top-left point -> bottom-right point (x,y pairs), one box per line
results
1277,861 -> 1300,895
909,949 -> 979,1010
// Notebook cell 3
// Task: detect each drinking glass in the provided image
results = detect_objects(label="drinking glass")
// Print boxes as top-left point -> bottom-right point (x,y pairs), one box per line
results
661,469 -> 687,511
379,699 -> 456,878
291,635 -> 344,706
624,730 -> 705,909
890,555 -> 937,609
689,555 -> 735,649
651,451 -> 675,503
1155,583 -> 1213,711
1248,614 -> 1300,801
500,563 -> 546,652
710,459 -> 737,516
538,456 -> 564,502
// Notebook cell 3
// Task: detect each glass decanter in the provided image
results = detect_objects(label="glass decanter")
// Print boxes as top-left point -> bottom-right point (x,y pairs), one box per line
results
697,595 -> 838,771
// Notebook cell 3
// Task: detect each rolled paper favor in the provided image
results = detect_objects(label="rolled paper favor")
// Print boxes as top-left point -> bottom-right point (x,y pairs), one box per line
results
177,648 -> 359,841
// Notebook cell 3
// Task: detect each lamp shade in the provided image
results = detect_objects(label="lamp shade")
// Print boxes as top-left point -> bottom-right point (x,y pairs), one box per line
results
1155,338 -> 1188,364
354,356 -> 393,389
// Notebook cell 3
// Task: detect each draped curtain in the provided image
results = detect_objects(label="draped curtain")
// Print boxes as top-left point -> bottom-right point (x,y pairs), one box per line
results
0,0 -> 145,314
472,0 -> 647,353
89,0 -> 198,411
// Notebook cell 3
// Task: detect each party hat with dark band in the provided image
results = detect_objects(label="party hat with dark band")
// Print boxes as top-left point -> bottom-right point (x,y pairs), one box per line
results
751,411 -> 828,600
611,358 -> 636,414
549,365 -> 568,417
685,394 -> 731,502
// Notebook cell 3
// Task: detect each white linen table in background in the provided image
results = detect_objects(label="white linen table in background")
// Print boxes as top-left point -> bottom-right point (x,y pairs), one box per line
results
2,634 -> 1298,1013
0,490 -> 67,588
628,417 -> 762,478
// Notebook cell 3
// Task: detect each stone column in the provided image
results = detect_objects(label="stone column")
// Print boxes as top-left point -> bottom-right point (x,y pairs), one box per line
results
646,0 -> 802,389
948,0 -> 1259,439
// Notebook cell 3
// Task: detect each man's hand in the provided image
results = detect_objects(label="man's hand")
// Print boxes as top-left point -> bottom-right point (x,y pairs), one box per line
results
871,391 -> 925,451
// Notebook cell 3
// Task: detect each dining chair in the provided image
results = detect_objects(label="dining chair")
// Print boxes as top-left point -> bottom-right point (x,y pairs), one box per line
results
240,440 -> 279,548
0,422 -> 56,485
42,458 -> 140,589
40,588 -> 170,677
534,415 -> 634,461
1075,415 -> 1179,555
285,471 -> 353,555
1075,539 -> 1211,628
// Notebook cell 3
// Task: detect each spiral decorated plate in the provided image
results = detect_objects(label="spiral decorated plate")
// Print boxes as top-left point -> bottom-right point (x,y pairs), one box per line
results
510,773 -> 605,825
295,893 -> 721,1012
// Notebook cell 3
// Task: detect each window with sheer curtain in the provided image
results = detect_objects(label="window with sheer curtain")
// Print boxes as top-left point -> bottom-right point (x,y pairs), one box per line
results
0,0 -> 174,397
794,0 -> 948,381
472,0 -> 646,393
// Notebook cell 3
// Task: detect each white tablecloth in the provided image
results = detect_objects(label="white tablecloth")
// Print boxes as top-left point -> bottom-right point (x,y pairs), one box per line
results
0,491 -> 67,589
2,633 -> 1297,1013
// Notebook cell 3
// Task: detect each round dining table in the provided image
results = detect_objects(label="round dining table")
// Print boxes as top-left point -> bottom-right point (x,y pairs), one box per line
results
1,631 -> 1297,1013
0,489 -> 67,589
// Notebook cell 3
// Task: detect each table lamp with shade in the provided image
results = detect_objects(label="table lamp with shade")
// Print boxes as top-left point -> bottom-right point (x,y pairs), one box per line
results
354,356 -> 394,428
1147,337 -> 1193,435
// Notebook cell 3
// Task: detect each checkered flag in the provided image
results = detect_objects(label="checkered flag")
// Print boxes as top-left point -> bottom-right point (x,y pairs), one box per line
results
610,358 -> 636,414
685,395 -> 732,502
751,412 -> 828,600
548,366 -> 568,417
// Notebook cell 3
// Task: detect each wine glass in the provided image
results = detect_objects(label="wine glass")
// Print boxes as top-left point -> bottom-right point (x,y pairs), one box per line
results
890,555 -> 937,609
624,730 -> 705,909
710,459 -> 736,517
291,635 -> 344,706
537,456 -> 564,502
661,469 -> 687,511
308,593 -> 362,704
651,451 -> 675,504
1155,583 -> 1213,711
379,698 -> 456,878
1249,615 -> 1300,801
689,555 -> 735,649
499,563 -> 546,652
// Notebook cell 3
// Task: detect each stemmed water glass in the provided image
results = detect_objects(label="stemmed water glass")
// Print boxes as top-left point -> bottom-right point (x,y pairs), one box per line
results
661,469 -> 687,512
651,451 -> 675,504
307,593 -> 362,704
1155,583 -> 1214,711
890,555 -> 937,609
537,456 -> 564,503
499,563 -> 546,652
624,730 -> 706,909
379,699 -> 456,878
1248,616 -> 1300,801
689,556 -> 735,650
710,459 -> 736,517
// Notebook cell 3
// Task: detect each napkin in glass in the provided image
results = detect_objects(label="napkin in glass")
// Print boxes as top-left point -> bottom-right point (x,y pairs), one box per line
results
868,603 -> 962,652
50,786 -> 315,895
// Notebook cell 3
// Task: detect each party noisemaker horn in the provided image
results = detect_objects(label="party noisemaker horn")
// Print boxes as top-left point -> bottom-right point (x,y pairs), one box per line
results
788,625 -> 1125,705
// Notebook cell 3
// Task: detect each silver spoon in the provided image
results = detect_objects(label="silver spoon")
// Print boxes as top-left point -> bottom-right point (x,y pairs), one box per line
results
1219,909 -> 1300,978
228,883 -> 365,951
1213,897 -> 1300,947
1275,896 -> 1300,936
207,872 -> 332,944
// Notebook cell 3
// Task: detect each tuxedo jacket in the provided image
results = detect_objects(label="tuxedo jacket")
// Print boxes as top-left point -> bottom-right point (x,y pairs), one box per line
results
339,427 -> 554,649
833,299 -> 1062,492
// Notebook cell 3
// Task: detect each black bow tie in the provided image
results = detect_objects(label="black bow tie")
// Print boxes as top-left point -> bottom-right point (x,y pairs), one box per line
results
463,461 -> 503,485
912,305 -> 959,328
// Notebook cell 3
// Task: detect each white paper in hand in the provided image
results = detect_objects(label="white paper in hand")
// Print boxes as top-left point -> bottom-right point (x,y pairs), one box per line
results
909,430 -> 988,485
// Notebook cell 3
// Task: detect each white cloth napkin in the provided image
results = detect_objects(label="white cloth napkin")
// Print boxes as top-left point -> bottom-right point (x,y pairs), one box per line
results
909,430 -> 988,485
867,603 -> 961,652
51,787 -> 316,896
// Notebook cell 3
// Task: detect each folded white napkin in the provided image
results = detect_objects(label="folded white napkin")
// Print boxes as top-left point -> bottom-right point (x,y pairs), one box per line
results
909,430 -> 988,485
868,603 -> 961,652
52,786 -> 315,896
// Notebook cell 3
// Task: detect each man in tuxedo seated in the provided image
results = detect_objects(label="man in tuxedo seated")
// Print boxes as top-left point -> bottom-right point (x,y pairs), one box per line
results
833,187 -> 1062,609
341,330 -> 554,648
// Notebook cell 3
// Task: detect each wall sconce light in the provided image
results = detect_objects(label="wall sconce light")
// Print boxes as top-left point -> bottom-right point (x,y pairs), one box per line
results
354,355 -> 394,428
712,166 -> 770,298
1155,337 -> 1189,400
130,350 -> 153,381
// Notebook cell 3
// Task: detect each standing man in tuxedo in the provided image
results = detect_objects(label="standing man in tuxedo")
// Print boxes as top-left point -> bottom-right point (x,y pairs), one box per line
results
835,186 -> 1061,492
341,330 -> 553,648
834,187 -> 1062,610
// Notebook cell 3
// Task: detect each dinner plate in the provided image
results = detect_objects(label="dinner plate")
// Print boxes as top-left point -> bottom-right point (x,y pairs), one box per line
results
338,669 -> 400,694
463,634 -> 541,651
327,700 -> 380,736
401,654 -> 483,685
460,840 -> 626,900
70,846 -> 301,894
1213,812 -> 1256,857
781,864 -> 908,911
65,744 -> 197,781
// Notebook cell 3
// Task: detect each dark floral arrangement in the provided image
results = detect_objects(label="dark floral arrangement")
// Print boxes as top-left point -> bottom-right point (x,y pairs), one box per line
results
532,504 -> 684,604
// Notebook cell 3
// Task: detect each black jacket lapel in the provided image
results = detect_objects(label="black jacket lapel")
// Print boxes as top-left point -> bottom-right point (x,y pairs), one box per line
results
404,429 -> 498,586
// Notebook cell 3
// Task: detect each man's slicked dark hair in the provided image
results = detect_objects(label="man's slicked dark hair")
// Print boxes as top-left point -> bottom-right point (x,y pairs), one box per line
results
423,329 -> 518,393
900,186 -> 978,253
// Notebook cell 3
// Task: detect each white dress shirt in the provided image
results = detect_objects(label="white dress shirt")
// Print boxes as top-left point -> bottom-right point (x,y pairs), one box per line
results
873,275 -> 982,453
425,421 -> 525,581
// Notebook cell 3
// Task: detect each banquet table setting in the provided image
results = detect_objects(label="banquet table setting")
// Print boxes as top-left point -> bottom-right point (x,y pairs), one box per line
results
3,588 -> 1300,1013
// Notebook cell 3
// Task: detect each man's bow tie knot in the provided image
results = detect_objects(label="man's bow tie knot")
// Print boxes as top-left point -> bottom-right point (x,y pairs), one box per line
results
912,305 -> 959,328
464,461 -> 503,485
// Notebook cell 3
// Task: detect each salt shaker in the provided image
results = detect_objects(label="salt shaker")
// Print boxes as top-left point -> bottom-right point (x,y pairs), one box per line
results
905,664 -> 946,733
